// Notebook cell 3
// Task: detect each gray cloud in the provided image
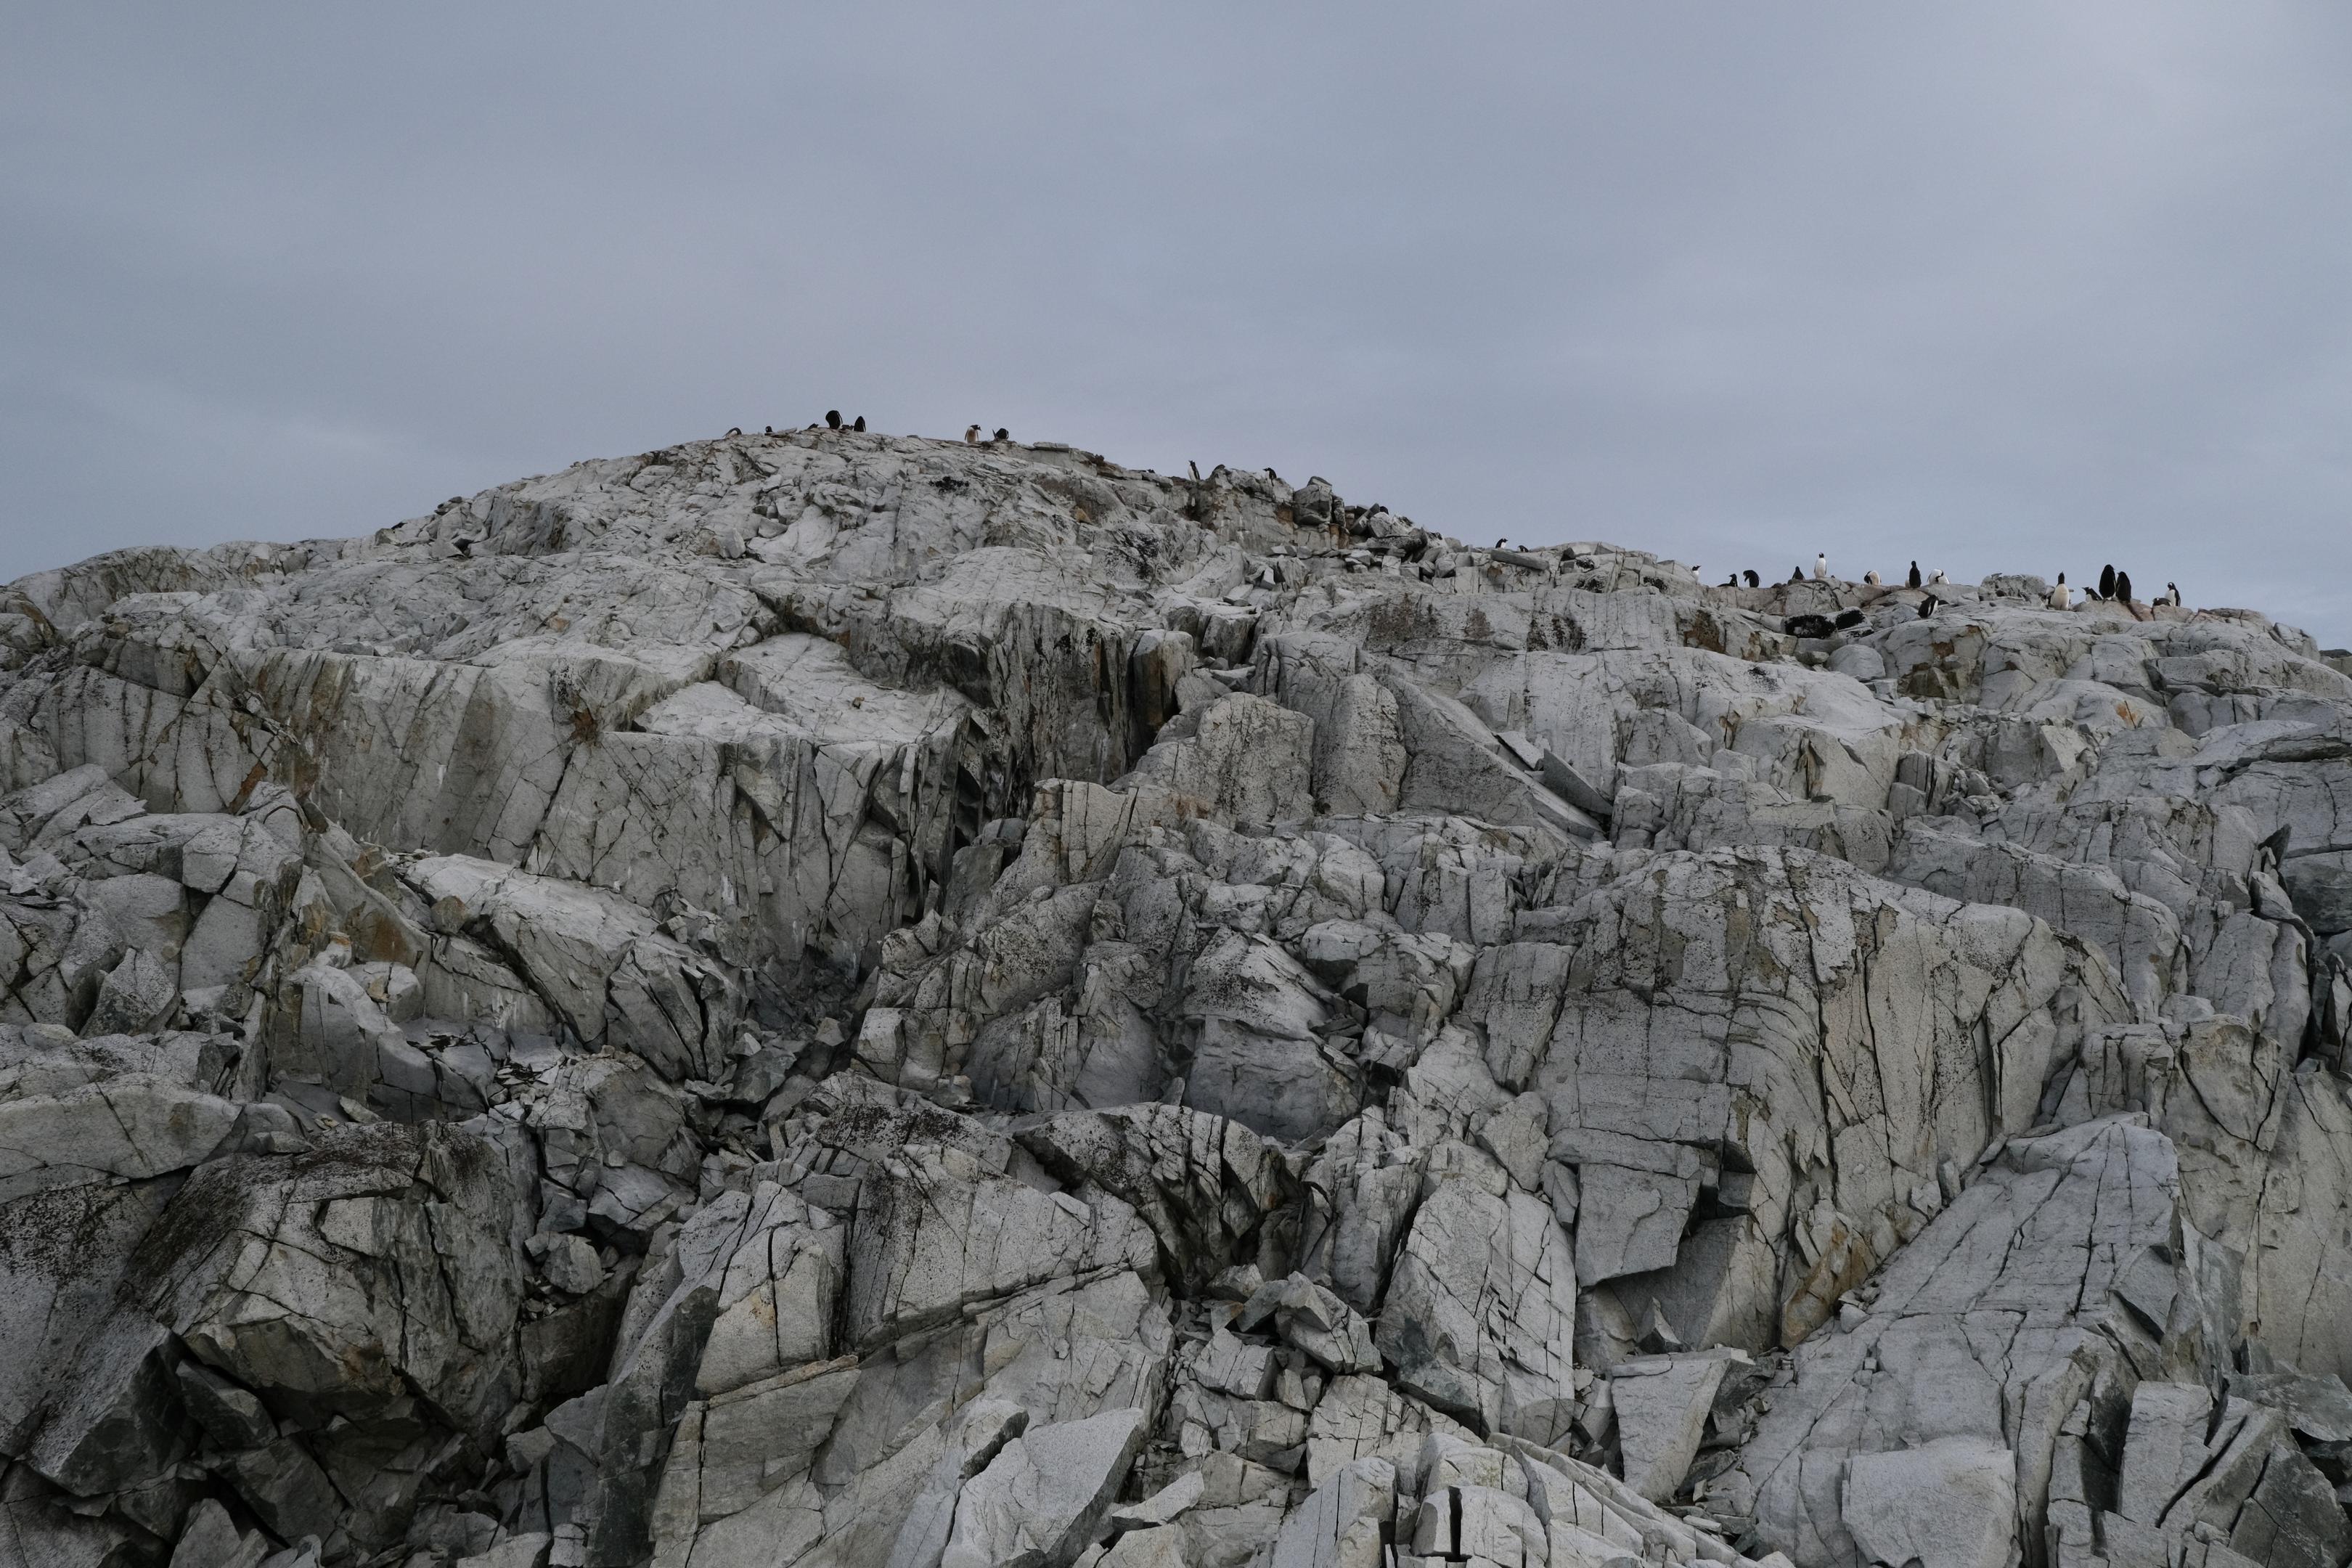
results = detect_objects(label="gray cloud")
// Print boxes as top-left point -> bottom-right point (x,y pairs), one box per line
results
5,3 -> 2348,639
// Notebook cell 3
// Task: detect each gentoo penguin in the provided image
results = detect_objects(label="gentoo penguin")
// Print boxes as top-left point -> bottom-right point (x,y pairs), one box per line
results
1813,552 -> 1829,581
995,428 -> 1009,441
725,427 -> 742,438
1907,561 -> 1922,589
1495,538 -> 1509,549
965,425 -> 980,444
1790,567 -> 1805,584
825,410 -> 842,430
2115,570 -> 2133,605
1928,568 -> 1947,585
2099,564 -> 2115,600
1863,570 -> 1882,586
2165,581 -> 2180,607
764,425 -> 775,436
1744,569 -> 1760,587
1919,596 -> 1938,618
2048,573 -> 2071,611
852,415 -> 866,432
1723,573 -> 1739,587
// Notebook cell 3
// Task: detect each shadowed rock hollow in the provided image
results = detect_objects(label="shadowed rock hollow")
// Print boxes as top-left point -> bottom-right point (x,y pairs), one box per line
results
2,424 -> 2351,1568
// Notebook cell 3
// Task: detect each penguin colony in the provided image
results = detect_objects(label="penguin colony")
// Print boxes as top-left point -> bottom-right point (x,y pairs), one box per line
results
727,423 -> 2197,615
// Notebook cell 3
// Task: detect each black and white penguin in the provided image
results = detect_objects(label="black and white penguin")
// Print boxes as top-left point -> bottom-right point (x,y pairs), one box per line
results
2048,573 -> 2071,611
1723,573 -> 1739,587
764,425 -> 775,436
2165,581 -> 2181,607
995,428 -> 1009,441
1919,596 -> 1938,618
1863,570 -> 1882,586
825,410 -> 842,430
725,427 -> 742,438
1927,568 -> 1948,586
2115,570 -> 2133,605
1790,567 -> 1805,584
1495,538 -> 1509,550
2099,564 -> 2116,600
1744,569 -> 1760,588
1907,561 -> 1922,589
1813,552 -> 1829,581
852,415 -> 866,432
965,425 -> 980,444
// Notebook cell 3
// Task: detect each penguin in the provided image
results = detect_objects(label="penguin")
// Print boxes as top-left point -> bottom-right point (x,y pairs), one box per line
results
2048,573 -> 2071,611
852,415 -> 866,433
1907,561 -> 1922,589
1495,538 -> 1509,550
825,410 -> 842,430
1723,573 -> 1739,588
2115,570 -> 2132,605
965,425 -> 981,444
1813,552 -> 1829,581
1863,570 -> 1882,586
995,428 -> 1009,441
725,427 -> 742,438
2165,581 -> 2180,607
2099,564 -> 2115,600
764,425 -> 775,437
1743,569 -> 1760,588
1928,568 -> 1947,586
1919,596 -> 1938,618
1790,567 -> 1805,584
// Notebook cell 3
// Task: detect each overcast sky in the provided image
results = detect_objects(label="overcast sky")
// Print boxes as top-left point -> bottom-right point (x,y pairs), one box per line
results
6,5 -> 2349,641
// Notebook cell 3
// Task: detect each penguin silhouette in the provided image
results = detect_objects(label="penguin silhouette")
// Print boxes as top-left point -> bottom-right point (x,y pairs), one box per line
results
1907,561 -> 1921,589
1919,596 -> 1938,618
1743,569 -> 1760,588
995,428 -> 1010,441
2115,570 -> 2132,605
2099,564 -> 2115,600
852,415 -> 866,433
825,410 -> 842,430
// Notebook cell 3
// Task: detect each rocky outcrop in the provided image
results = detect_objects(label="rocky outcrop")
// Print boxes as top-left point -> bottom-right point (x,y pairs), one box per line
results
1,424 -> 2347,1568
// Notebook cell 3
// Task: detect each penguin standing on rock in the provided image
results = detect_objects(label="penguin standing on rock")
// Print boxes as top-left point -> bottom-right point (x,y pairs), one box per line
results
2115,570 -> 2133,605
1864,570 -> 1882,586
2166,581 -> 2181,607
1928,568 -> 1948,585
1813,552 -> 1829,581
2099,564 -> 2116,600
965,425 -> 980,444
825,410 -> 842,430
852,415 -> 866,432
2048,573 -> 2071,610
1919,596 -> 1939,618
1744,569 -> 1760,587
1790,567 -> 1805,584
1907,561 -> 1922,589
995,428 -> 1009,441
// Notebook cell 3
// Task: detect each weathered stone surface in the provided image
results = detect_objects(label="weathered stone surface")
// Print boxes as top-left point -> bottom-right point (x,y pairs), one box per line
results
4,428 -> 2349,1568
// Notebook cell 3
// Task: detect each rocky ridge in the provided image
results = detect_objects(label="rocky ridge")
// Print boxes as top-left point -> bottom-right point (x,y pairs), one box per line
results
1,424 -> 2351,1568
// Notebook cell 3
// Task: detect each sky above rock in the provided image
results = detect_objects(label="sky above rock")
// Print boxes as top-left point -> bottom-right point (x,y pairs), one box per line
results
6,4 -> 2348,640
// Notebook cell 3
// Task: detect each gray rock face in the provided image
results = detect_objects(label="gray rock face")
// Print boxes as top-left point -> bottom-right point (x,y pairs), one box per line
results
1,425 -> 2348,1568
